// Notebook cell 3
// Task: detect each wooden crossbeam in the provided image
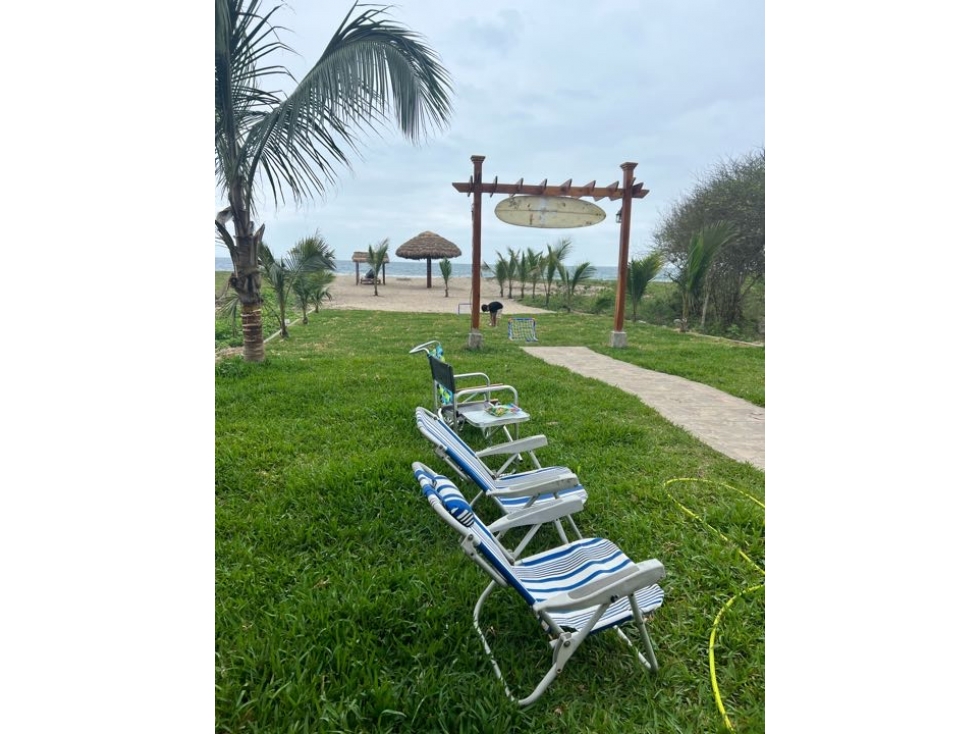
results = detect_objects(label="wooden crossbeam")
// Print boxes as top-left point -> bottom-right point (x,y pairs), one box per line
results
452,180 -> 647,200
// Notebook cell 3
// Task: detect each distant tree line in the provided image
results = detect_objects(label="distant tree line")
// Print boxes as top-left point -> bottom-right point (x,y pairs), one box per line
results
652,149 -> 765,333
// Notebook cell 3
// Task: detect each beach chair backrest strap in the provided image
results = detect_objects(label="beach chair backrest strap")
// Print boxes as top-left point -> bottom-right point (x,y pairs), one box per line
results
412,463 -> 527,598
415,408 -> 496,492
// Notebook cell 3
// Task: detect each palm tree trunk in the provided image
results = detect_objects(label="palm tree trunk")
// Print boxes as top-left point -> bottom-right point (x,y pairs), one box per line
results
241,302 -> 265,360
228,194 -> 266,362
232,265 -> 265,360
278,301 -> 289,338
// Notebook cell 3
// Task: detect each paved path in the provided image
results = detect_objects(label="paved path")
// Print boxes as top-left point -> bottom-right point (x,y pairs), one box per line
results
522,346 -> 765,471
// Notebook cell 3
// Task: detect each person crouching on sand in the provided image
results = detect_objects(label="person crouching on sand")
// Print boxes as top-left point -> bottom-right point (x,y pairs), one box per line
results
481,301 -> 503,327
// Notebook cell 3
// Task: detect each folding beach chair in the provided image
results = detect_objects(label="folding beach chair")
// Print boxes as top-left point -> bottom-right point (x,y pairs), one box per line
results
410,339 -> 529,435
409,340 -> 453,407
413,462 -> 666,708
415,407 -> 585,552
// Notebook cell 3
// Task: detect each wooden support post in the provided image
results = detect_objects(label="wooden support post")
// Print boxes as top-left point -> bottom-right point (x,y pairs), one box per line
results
469,155 -> 485,348
611,162 -> 637,348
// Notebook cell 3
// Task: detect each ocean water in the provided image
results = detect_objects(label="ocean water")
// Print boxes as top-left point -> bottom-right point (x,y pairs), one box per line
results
214,256 -> 633,281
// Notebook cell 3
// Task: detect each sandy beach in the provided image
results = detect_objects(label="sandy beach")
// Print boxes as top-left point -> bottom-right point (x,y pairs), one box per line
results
322,274 -> 551,315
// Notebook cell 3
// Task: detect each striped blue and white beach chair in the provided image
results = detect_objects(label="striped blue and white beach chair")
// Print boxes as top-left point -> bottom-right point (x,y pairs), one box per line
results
413,462 -> 666,708
415,406 -> 586,552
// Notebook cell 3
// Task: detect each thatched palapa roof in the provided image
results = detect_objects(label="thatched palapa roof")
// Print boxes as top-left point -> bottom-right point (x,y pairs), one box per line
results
395,231 -> 461,260
351,251 -> 390,264
395,231 -> 462,288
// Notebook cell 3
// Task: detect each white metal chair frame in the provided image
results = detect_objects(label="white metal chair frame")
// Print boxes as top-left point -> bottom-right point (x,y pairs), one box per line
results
413,462 -> 666,708
415,406 -> 585,554
408,340 -> 528,440
425,353 -> 529,440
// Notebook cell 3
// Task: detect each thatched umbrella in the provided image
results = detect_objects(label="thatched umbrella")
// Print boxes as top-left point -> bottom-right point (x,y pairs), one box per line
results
395,231 -> 462,288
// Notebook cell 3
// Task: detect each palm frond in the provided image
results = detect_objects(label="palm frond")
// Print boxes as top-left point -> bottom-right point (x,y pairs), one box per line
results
217,1 -> 453,209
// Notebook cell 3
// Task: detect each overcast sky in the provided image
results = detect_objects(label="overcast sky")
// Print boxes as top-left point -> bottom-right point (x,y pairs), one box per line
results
216,0 -> 764,267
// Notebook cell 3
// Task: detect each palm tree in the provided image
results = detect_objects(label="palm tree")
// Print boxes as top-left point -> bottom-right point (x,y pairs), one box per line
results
310,277 -> 334,313
676,222 -> 737,332
258,244 -> 289,337
260,234 -> 335,337
292,264 -> 336,324
438,258 -> 452,297
366,239 -> 390,297
292,274 -> 318,324
542,238 -> 572,307
294,235 -> 336,321
215,0 -> 453,361
493,257 -> 508,298
560,261 -> 596,312
626,251 -> 664,321
525,248 -> 543,299
515,251 -> 530,299
504,247 -> 519,298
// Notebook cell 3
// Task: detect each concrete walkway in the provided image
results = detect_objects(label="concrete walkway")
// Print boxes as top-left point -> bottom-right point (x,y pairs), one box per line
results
522,346 -> 765,471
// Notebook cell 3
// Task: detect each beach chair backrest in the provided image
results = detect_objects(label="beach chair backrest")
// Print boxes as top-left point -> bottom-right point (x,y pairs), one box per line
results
415,408 -> 497,491
412,463 -> 531,600
428,353 -> 457,396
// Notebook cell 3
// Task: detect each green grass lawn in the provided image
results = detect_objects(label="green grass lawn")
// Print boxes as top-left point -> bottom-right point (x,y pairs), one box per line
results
216,309 -> 765,732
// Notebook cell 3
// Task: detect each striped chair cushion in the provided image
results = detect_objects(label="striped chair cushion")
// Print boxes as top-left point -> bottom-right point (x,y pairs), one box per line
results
504,537 -> 664,633
433,475 -> 476,527
416,407 -> 588,511
415,464 -> 475,527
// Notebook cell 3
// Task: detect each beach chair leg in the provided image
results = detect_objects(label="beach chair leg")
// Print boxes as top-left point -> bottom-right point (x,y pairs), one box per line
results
614,594 -> 659,672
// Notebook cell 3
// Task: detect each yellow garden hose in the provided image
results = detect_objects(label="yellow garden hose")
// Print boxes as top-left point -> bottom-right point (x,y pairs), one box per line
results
663,478 -> 765,731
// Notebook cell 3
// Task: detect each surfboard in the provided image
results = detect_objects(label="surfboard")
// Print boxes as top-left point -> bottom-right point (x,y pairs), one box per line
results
494,195 -> 606,228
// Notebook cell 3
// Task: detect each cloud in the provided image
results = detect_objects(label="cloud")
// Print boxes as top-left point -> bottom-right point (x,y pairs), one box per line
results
216,0 -> 764,267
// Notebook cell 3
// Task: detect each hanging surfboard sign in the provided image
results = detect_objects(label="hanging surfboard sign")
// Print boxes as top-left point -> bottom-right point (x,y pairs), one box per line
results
494,195 -> 606,229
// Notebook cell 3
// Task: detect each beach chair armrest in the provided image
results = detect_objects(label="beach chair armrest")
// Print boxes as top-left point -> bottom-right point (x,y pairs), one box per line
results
453,384 -> 519,404
534,559 -> 666,613
453,371 -> 492,386
485,497 -> 585,533
475,434 -> 549,458
486,472 -> 582,499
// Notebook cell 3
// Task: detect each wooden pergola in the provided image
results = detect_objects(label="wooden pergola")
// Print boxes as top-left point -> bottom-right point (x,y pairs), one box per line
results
351,251 -> 389,285
452,155 -> 648,348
